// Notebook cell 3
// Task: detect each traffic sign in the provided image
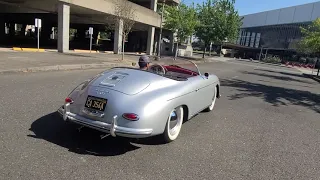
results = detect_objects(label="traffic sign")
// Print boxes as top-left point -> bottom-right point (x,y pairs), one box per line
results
89,27 -> 93,35
35,18 -> 42,51
89,27 -> 93,52
35,18 -> 42,28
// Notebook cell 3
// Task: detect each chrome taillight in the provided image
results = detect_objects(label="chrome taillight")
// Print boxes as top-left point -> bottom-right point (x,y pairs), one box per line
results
122,113 -> 139,121
65,97 -> 74,104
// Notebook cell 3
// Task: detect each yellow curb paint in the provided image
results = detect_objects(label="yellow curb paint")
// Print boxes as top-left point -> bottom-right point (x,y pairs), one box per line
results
74,49 -> 98,53
21,48 -> 45,52
12,47 -> 22,51
96,51 -> 114,54
103,51 -> 114,54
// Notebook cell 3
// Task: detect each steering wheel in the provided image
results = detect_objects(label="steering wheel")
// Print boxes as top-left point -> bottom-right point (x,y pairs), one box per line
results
149,64 -> 166,75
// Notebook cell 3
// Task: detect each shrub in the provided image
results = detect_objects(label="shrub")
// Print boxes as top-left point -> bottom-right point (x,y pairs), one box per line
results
261,56 -> 282,64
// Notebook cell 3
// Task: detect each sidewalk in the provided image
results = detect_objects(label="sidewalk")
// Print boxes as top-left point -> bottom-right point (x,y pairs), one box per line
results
0,51 -> 128,73
235,58 -> 319,75
0,51 -> 205,74
213,57 -> 319,74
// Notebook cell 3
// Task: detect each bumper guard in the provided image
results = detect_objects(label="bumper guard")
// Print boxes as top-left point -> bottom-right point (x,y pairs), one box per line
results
57,104 -> 153,138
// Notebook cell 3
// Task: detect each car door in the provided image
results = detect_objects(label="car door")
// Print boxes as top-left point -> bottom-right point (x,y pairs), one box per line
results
192,75 -> 216,111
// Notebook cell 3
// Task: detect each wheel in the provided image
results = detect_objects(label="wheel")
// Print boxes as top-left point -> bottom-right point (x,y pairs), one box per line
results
163,106 -> 184,143
203,86 -> 217,112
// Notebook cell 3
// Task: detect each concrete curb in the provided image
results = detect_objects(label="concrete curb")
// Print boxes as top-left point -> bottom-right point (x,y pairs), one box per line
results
0,54 -> 209,74
73,49 -> 98,53
72,49 -> 114,54
11,48 -> 146,54
0,59 -> 207,74
0,62 -> 134,74
229,58 -> 302,70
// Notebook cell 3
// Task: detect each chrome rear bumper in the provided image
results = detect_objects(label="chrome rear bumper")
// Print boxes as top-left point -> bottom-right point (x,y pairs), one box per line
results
57,105 -> 153,138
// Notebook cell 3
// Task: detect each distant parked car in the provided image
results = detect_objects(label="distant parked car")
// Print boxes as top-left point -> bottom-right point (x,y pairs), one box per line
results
58,59 -> 221,143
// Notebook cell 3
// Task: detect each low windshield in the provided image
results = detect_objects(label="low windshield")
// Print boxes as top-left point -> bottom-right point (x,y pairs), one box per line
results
158,59 -> 200,73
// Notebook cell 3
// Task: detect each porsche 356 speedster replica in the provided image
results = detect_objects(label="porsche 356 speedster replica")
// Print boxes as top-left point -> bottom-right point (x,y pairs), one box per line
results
58,59 -> 220,143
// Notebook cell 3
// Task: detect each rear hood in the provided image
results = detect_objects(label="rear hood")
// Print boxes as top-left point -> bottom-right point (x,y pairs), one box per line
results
90,69 -> 150,95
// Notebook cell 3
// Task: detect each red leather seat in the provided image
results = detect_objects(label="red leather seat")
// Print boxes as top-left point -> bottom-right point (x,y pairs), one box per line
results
164,65 -> 198,76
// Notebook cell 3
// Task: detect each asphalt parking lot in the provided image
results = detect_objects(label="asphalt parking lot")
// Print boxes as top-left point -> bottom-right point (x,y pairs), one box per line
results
0,60 -> 319,179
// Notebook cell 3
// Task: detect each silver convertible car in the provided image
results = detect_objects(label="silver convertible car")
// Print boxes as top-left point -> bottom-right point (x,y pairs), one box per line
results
58,59 -> 220,143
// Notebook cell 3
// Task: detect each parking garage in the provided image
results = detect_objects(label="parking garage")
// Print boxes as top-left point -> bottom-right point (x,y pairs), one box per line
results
0,0 -> 177,55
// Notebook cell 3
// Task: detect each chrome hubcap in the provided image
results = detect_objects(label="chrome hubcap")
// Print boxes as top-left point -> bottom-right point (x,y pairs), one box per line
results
169,108 -> 182,136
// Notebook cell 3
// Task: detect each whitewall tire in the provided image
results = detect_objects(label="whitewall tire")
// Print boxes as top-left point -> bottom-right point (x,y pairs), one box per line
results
204,86 -> 217,112
163,106 -> 184,143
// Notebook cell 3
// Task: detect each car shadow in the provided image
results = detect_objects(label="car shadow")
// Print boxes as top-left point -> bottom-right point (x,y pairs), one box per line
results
234,59 -> 289,68
129,136 -> 169,145
127,114 -> 200,146
28,112 -> 141,156
221,78 -> 320,113
241,71 -> 314,84
255,68 -> 307,78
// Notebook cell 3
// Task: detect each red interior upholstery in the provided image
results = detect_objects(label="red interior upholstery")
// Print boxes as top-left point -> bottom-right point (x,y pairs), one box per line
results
163,65 -> 198,76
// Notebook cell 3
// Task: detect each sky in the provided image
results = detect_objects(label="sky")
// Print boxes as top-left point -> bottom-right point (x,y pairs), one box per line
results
184,0 -> 320,16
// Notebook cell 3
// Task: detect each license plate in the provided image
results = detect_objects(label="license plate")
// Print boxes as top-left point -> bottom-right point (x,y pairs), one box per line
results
85,95 -> 107,111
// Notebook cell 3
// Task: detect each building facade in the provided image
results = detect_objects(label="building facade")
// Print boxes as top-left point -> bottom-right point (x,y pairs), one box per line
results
236,1 -> 320,50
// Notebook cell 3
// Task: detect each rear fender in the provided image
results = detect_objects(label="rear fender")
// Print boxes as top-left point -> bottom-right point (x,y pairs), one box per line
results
153,99 -> 191,134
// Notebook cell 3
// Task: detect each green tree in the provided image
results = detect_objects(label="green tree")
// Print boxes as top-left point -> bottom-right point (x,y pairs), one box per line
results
195,0 -> 242,58
298,18 -> 320,76
159,2 -> 198,44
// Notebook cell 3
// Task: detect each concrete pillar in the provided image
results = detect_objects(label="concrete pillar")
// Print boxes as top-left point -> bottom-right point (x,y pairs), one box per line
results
150,0 -> 157,10
57,2 -> 70,53
146,0 -> 157,55
113,19 -> 123,54
147,27 -> 155,55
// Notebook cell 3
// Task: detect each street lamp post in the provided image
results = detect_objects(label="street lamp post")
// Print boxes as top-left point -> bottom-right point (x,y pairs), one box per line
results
158,0 -> 165,58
